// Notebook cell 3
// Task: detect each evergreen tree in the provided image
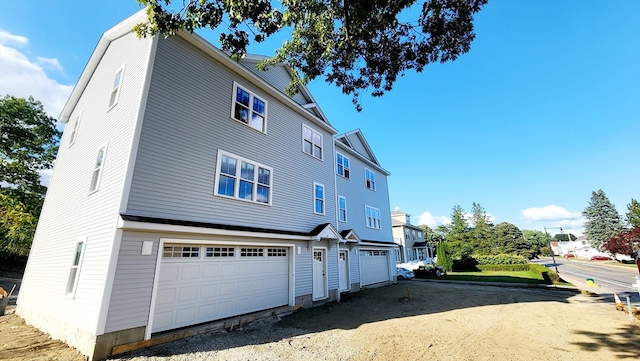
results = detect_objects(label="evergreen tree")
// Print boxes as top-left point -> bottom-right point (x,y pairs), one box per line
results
582,189 -> 624,249
469,202 -> 493,253
446,205 -> 471,259
436,240 -> 453,272
626,198 -> 640,229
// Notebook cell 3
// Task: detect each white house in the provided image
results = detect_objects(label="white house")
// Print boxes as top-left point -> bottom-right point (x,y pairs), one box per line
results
391,210 -> 434,264
16,10 -> 395,360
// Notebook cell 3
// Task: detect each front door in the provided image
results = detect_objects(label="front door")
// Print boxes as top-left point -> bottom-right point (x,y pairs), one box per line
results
313,249 -> 327,300
339,250 -> 349,291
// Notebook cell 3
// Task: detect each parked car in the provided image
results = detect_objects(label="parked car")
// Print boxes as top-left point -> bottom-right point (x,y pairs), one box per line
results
614,253 -> 635,263
563,254 -> 575,259
396,267 -> 415,280
590,255 -> 610,261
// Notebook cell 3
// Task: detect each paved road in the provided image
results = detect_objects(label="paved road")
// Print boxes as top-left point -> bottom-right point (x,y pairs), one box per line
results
532,257 -> 640,307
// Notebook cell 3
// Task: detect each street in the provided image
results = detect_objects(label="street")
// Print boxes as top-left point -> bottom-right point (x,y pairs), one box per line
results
532,257 -> 640,307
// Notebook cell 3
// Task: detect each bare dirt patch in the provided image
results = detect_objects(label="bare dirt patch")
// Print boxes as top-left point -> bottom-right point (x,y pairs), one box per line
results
1,281 -> 639,361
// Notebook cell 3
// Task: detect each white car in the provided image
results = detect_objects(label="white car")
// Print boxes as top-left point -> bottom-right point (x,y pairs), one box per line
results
614,253 -> 634,263
396,267 -> 415,280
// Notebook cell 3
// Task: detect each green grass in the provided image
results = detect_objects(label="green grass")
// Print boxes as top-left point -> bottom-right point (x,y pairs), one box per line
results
438,270 -> 553,285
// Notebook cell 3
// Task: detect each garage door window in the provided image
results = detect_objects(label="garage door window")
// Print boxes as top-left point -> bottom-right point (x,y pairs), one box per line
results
163,246 -> 200,258
241,248 -> 264,257
268,248 -> 287,257
206,247 -> 235,257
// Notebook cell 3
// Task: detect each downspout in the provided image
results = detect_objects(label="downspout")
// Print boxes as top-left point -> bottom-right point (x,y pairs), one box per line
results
333,139 -> 341,303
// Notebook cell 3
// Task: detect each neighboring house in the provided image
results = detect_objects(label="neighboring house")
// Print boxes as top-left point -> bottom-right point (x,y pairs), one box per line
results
391,210 -> 434,264
553,236 -> 602,259
16,11 -> 395,361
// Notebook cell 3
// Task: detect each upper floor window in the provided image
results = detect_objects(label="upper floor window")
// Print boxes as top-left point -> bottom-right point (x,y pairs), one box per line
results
108,65 -> 125,110
69,112 -> 81,147
365,168 -> 376,191
89,144 -> 107,193
214,150 -> 272,205
338,195 -> 347,222
303,124 -> 323,160
365,205 -> 381,229
313,182 -> 325,215
232,82 -> 267,133
65,237 -> 86,298
336,152 -> 350,178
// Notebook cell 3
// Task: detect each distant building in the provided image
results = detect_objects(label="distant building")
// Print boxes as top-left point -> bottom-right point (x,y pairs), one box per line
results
391,210 -> 434,263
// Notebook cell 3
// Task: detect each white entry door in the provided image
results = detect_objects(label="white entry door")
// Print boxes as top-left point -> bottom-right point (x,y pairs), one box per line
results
313,249 -> 327,300
339,250 -> 349,291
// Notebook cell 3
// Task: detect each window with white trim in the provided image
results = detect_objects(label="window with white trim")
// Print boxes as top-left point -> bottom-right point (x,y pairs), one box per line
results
267,248 -> 287,257
365,168 -> 376,190
89,144 -> 107,193
232,82 -> 267,132
303,124 -> 323,160
241,248 -> 264,257
314,182 -> 325,215
365,205 -> 381,229
214,150 -> 272,205
338,195 -> 347,222
69,112 -> 81,147
108,65 -> 124,110
336,152 -> 350,178
206,247 -> 234,257
163,245 -> 200,258
65,238 -> 86,297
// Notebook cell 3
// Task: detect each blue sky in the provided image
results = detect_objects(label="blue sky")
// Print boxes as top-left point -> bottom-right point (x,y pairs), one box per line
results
1,0 -> 638,237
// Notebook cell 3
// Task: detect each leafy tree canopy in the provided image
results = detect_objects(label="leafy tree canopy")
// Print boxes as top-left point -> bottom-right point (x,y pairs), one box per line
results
134,0 -> 488,110
553,233 -> 576,242
626,198 -> 640,229
602,228 -> 640,258
582,189 -> 624,248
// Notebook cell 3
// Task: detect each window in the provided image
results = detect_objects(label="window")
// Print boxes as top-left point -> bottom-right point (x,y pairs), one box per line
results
108,65 -> 125,110
214,150 -> 272,205
232,82 -> 267,132
65,238 -> 86,297
365,169 -> 376,190
69,112 -> 81,147
314,182 -> 325,215
302,124 -> 323,159
365,205 -> 381,229
338,195 -> 347,222
206,247 -> 234,257
89,144 -> 107,193
336,152 -> 350,178
163,245 -> 200,258
267,248 -> 287,257
241,248 -> 264,257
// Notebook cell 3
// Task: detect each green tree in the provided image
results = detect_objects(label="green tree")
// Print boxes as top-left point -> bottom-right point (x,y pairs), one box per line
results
135,0 -> 488,111
446,205 -> 471,258
0,95 -> 60,256
419,224 -> 445,243
626,198 -> 640,229
469,202 -> 493,253
582,189 -> 625,249
523,229 -> 549,257
553,233 -> 577,242
436,240 -> 453,272
492,222 -> 532,257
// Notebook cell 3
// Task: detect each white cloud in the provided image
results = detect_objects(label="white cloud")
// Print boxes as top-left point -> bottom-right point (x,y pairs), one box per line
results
0,30 -> 72,117
417,211 -> 451,228
0,29 -> 28,46
521,205 -> 582,222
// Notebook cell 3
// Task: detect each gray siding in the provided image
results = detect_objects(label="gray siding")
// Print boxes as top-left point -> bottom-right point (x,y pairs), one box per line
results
18,32 -> 152,333
125,36 -> 336,234
335,143 -> 393,242
240,60 -> 309,106
345,133 -> 375,163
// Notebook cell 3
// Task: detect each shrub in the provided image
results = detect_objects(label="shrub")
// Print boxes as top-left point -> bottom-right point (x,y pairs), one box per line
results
475,254 -> 528,265
477,264 -> 530,272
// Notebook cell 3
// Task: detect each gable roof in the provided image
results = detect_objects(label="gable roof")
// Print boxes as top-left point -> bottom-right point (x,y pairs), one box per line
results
58,9 -> 337,136
335,129 -> 390,176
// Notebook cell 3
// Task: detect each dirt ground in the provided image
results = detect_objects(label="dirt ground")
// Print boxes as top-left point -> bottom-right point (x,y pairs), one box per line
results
1,280 -> 639,361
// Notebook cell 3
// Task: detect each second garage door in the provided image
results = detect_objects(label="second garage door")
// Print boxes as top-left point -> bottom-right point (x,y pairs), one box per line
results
359,249 -> 390,286
152,244 -> 289,333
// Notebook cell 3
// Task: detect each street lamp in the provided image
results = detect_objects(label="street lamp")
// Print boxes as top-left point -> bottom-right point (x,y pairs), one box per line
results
544,226 -> 563,274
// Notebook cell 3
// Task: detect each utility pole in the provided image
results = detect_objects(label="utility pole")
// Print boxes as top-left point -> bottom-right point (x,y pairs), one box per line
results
544,226 -> 561,274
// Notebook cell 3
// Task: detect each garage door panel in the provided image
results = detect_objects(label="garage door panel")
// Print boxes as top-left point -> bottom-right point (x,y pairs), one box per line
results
153,244 -> 290,333
360,250 -> 390,286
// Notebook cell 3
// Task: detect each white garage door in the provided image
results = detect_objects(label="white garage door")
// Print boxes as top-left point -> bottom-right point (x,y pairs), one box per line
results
152,244 -> 289,333
359,250 -> 390,286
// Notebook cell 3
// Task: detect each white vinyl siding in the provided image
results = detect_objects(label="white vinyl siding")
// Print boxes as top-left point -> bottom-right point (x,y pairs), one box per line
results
89,143 -> 108,193
69,112 -> 81,147
365,205 -> 381,229
302,124 -> 323,160
65,237 -> 87,298
231,82 -> 267,133
214,150 -> 272,205
336,152 -> 350,178
338,195 -> 347,222
313,182 -> 325,215
108,65 -> 125,110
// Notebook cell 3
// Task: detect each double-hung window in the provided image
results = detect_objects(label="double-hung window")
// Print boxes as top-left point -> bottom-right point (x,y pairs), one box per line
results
365,205 -> 381,229
232,82 -> 267,133
108,65 -> 125,110
69,112 -> 81,147
215,150 -> 272,205
65,237 -> 87,298
365,168 -> 376,191
338,195 -> 347,222
302,124 -> 323,160
89,144 -> 107,193
336,152 -> 350,178
313,182 -> 325,215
